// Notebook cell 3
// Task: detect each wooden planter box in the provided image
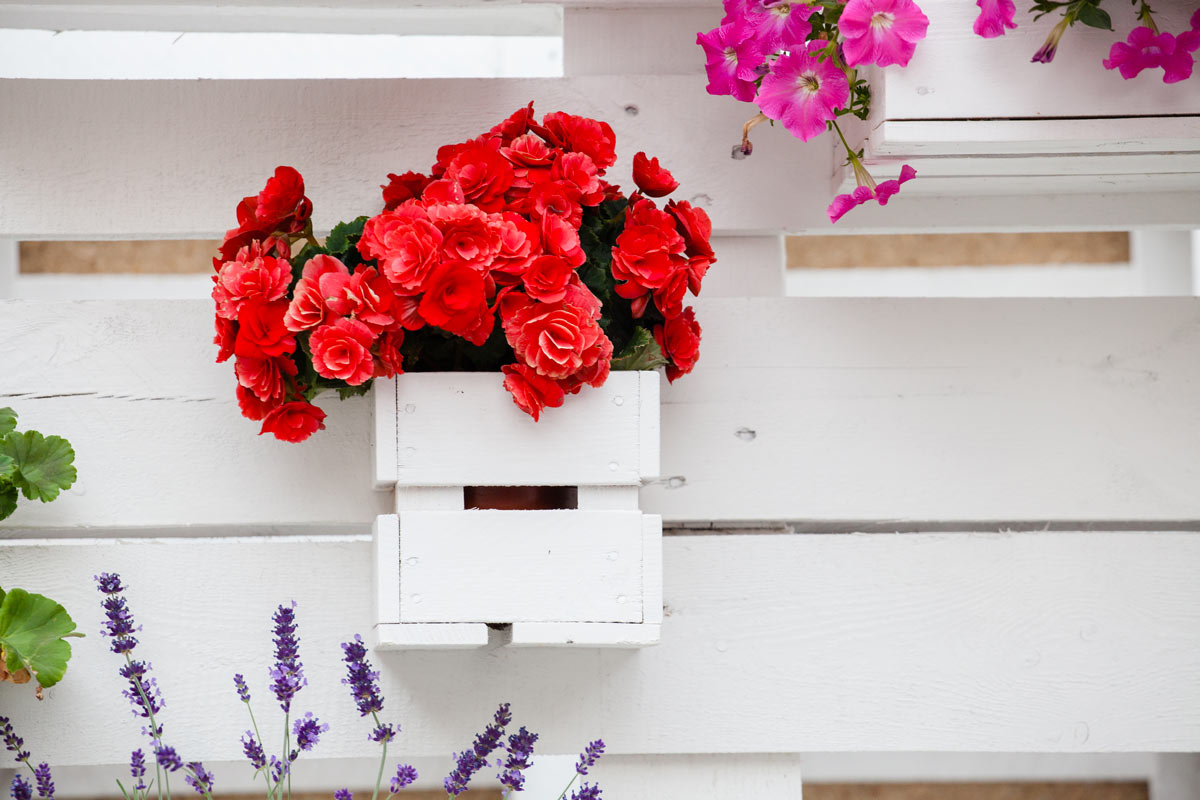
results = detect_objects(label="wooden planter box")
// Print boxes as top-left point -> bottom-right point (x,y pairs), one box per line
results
370,371 -> 662,649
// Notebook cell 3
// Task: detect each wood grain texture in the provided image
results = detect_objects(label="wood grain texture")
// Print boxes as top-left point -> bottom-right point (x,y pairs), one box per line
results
4,297 -> 1200,529
2,532 -> 1198,761
805,784 -> 1147,800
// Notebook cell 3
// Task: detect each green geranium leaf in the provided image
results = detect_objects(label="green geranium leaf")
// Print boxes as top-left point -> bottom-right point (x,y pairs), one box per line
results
325,216 -> 369,258
0,588 -> 83,689
0,408 -> 16,436
1,430 -> 77,503
1076,3 -> 1112,28
611,327 -> 668,371
0,484 -> 17,521
0,453 -> 15,483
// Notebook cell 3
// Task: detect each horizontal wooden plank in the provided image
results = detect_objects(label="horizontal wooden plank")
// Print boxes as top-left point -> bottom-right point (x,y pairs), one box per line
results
884,0 -> 1200,120
2,531 -> 1198,762
0,77 -> 808,238
3,297 -> 1200,529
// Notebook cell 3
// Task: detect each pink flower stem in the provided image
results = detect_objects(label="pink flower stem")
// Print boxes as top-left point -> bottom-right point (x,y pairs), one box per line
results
1137,0 -> 1159,33
830,119 -> 876,190
740,112 -> 768,153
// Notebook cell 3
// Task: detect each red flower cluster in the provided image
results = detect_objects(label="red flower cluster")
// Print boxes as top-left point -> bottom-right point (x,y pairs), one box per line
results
213,106 -> 715,441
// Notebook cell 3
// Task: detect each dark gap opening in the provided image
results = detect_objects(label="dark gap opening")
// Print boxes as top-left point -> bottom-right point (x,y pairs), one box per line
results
464,485 -> 578,510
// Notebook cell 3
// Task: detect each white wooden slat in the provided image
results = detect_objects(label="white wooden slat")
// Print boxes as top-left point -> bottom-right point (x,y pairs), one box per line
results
786,263 -> 1142,298
9,273 -> 213,300
396,510 -> 645,623
703,235 -> 786,297
393,372 -> 653,487
884,0 -> 1200,120
1153,754 -> 1200,800
0,238 -> 16,299
0,77 -> 804,239
3,531 -> 1199,762
507,621 -> 663,647
802,752 -> 1156,782
0,3 -> 562,36
375,622 -> 489,650
4,297 -> 1200,529
872,118 -> 1200,158
1132,230 -> 1195,297
562,7 -> 711,76
373,513 -> 400,624
370,376 -> 397,490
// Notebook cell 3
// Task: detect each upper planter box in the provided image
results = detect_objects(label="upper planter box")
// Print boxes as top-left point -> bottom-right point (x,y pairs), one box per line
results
370,371 -> 663,650
847,0 -> 1200,196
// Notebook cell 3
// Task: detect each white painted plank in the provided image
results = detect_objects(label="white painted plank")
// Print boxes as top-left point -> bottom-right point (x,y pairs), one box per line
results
562,7 -> 710,76
507,622 -> 662,647
637,370 -> 661,481
802,752 -> 1156,783
872,118 -> 1200,158
1153,754 -> 1200,800
5,297 -> 1200,528
884,0 -> 1200,120
786,263 -> 1141,298
0,3 -> 562,36
1133,230 -> 1195,297
397,510 -> 645,623
395,372 -> 652,487
374,622 -> 489,650
370,377 -> 398,490
0,238 -> 16,299
641,514 -> 663,625
519,753 -> 804,799
703,235 -> 786,297
0,77 -> 806,238
3,532 -> 1199,761
10,273 -> 212,300
373,514 -> 400,624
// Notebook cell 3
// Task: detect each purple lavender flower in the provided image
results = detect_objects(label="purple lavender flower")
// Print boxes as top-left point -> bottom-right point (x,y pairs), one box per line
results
233,674 -> 251,703
155,745 -> 184,772
130,749 -> 148,791
498,726 -> 538,793
184,762 -> 214,795
33,763 -> 54,799
269,755 -> 288,785
340,634 -> 386,717
241,731 -> 267,770
444,704 -> 510,797
570,782 -> 603,800
291,712 -> 328,752
118,659 -> 164,720
95,573 -> 139,654
575,739 -> 605,775
269,602 -> 305,713
9,775 -> 32,800
390,764 -> 418,793
0,716 -> 30,763
334,790 -> 353,800
370,723 -> 396,744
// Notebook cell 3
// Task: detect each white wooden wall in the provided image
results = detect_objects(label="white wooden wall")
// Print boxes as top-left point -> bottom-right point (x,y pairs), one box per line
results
2,1 -> 1200,797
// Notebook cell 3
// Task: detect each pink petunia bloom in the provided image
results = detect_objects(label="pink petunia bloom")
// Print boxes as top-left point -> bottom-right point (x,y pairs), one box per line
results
1159,34 -> 1196,83
755,47 -> 850,142
827,164 -> 916,223
1031,16 -> 1069,63
746,1 -> 816,52
697,20 -> 767,102
839,0 -> 930,67
1103,27 -> 1175,78
973,0 -> 1017,38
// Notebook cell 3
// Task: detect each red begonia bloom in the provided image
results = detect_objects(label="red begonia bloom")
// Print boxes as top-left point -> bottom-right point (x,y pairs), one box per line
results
632,152 -> 680,198
259,401 -> 327,443
310,317 -> 377,386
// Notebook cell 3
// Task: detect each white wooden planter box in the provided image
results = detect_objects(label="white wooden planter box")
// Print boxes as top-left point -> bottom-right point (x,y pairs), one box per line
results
370,371 -> 662,649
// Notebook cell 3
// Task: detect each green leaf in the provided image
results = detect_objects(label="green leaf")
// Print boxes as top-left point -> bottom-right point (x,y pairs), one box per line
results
1,430 -> 77,503
0,484 -> 16,521
611,327 -> 668,371
1075,3 -> 1112,28
325,216 -> 369,258
0,408 -> 16,436
336,382 -> 374,401
0,588 -> 83,689
0,453 -> 15,483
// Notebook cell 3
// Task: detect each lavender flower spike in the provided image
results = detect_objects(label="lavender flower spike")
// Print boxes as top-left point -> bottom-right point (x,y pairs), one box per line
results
0,716 -> 30,763
241,731 -> 267,770
95,573 -> 139,654
334,790 -> 354,800
291,712 -> 328,752
341,634 -> 385,717
155,745 -> 184,772
443,704 -> 511,797
34,763 -> 54,799
390,764 -> 418,793
269,602 -> 305,713
498,726 -> 538,793
570,782 -> 603,800
130,749 -> 148,791
233,673 -> 251,703
10,775 -> 32,800
184,762 -> 215,795
575,739 -> 605,775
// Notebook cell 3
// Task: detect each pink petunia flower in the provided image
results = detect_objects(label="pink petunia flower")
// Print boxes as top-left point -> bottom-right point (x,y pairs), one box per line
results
827,164 -> 916,223
838,0 -> 930,67
1031,16 -> 1069,63
697,20 -> 767,102
745,1 -> 816,52
973,0 -> 1017,38
1103,27 -> 1174,78
755,47 -> 850,142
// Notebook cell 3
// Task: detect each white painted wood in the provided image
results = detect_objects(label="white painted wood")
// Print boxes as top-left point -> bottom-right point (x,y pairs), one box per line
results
520,753 -> 803,799
872,118 -> 1200,158
0,238 -> 16,299
786,263 -> 1140,298
10,273 -> 211,300
576,486 -> 641,510
562,7 -> 710,76
507,622 -> 663,647
397,510 -> 645,623
371,377 -> 398,490
703,235 -> 787,298
803,752 -> 1156,782
0,77 -> 809,239
374,622 -> 489,650
394,372 -> 655,487
4,532 -> 1200,760
0,3 -> 562,36
6,297 -> 1200,529
373,514 -> 401,624
1153,754 -> 1200,800
637,370 -> 661,481
1133,230 -> 1195,297
641,514 -> 663,625
394,486 -> 465,511
884,0 -> 1200,120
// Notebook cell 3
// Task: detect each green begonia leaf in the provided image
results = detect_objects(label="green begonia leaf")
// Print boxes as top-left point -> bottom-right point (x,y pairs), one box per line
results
1,430 -> 77,503
1076,4 -> 1112,29
325,216 -> 369,258
0,408 -> 16,436
611,327 -> 668,372
0,588 -> 83,689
